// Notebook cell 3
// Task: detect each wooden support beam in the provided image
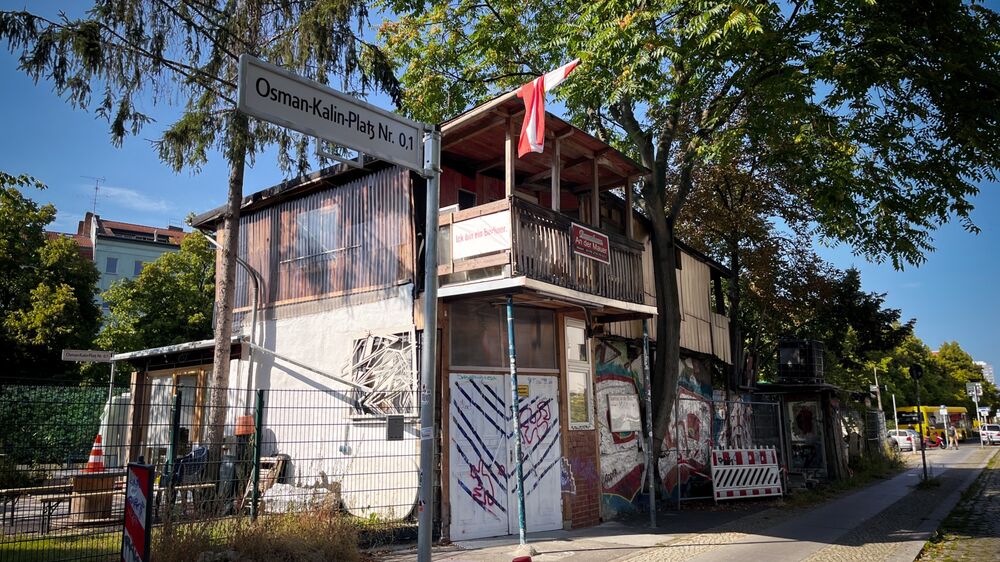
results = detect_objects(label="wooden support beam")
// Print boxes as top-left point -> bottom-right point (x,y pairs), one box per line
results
591,158 -> 600,226
477,157 -> 506,174
551,137 -> 561,212
505,117 -> 515,196
444,116 -> 507,148
625,175 -> 636,240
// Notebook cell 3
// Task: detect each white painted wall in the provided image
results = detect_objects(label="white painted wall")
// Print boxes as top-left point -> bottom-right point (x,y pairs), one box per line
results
225,284 -> 420,519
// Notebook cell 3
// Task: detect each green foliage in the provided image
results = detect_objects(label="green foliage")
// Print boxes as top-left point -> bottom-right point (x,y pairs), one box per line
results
0,176 -> 101,382
98,233 -> 215,353
0,385 -> 108,465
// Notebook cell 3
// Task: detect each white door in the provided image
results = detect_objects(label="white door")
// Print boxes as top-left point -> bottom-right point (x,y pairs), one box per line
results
512,375 -> 563,533
449,373 -> 563,540
449,373 -> 511,540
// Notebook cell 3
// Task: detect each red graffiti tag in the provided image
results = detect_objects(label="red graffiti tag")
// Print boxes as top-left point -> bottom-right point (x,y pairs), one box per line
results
519,400 -> 552,445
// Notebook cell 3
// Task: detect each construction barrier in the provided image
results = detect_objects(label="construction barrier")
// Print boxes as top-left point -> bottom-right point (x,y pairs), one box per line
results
710,447 -> 783,501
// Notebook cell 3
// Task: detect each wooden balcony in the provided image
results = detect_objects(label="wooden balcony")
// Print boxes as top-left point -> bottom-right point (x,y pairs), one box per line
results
438,197 -> 645,305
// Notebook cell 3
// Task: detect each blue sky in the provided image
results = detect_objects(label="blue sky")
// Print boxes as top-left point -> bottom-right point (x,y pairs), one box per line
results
0,3 -> 996,374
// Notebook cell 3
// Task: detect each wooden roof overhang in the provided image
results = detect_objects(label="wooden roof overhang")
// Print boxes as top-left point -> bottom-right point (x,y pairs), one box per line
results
441,91 -> 647,193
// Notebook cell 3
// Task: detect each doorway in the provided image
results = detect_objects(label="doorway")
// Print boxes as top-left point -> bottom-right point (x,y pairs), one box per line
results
448,373 -> 563,540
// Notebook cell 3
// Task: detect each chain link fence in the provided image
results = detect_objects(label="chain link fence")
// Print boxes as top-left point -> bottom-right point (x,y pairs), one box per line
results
660,395 -> 783,505
0,382 -> 420,562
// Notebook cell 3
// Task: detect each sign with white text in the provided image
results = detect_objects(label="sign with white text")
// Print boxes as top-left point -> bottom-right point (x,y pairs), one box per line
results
238,54 -> 426,172
121,463 -> 154,562
571,223 -> 611,264
452,211 -> 512,260
62,349 -> 114,363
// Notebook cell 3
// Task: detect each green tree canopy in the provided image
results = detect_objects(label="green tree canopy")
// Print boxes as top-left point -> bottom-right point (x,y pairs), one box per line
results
1,174 -> 101,382
98,232 -> 215,353
383,0 -> 1000,458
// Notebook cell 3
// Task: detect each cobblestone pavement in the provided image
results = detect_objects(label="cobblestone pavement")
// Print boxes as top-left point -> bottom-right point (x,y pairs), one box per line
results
917,448 -> 1000,562
624,447 -> 995,562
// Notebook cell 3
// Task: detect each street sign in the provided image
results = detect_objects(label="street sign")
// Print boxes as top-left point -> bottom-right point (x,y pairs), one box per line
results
939,405 -> 948,419
966,382 -> 982,398
237,54 -> 427,173
62,349 -> 113,363
979,406 -> 991,416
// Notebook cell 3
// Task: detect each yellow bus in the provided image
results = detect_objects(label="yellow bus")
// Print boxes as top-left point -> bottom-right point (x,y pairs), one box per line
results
896,406 -> 971,441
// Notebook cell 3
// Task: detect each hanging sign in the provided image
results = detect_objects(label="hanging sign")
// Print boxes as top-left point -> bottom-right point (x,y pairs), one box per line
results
238,54 -> 427,173
121,462 -> 154,562
571,223 -> 611,264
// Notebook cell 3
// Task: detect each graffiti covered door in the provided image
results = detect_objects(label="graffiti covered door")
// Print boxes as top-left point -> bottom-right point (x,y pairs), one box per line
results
514,375 -> 562,534
448,373 -> 563,539
449,373 -> 510,539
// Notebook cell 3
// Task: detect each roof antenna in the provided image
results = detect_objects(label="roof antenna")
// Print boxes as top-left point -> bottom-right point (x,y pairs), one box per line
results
82,176 -> 106,215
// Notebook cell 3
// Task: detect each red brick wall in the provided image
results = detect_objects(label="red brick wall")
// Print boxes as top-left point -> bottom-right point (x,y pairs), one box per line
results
567,429 -> 601,528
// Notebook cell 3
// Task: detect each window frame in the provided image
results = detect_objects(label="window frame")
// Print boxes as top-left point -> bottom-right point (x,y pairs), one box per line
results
565,317 -> 595,430
105,256 -> 118,274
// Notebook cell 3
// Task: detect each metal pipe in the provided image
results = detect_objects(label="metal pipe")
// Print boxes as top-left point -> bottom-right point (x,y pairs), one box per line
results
641,319 -> 656,528
506,295 -> 528,547
417,128 -> 442,562
246,342 -> 373,392
198,228 -> 262,410
250,389 -> 265,521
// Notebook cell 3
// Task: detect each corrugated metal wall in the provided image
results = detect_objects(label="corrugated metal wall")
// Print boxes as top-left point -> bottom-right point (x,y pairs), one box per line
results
605,228 -> 731,364
233,167 -> 414,315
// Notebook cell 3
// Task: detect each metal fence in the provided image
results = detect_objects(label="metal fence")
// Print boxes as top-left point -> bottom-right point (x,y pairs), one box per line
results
0,383 -> 420,562
662,396 -> 783,505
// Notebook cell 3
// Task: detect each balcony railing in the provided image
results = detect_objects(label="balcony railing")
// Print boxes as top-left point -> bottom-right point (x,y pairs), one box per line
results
438,197 -> 645,304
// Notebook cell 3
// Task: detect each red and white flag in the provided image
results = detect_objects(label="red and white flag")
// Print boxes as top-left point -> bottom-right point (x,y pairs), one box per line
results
516,59 -> 581,157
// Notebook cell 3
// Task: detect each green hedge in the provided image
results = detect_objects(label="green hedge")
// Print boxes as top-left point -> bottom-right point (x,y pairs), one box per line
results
0,385 -> 109,466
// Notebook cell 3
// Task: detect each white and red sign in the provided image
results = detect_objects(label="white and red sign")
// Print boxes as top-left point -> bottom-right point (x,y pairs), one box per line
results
710,448 -> 783,501
452,211 -> 512,260
571,223 -> 610,264
121,463 -> 154,562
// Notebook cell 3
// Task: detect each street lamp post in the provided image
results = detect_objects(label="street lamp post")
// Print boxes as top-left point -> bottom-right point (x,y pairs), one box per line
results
911,364 -> 928,481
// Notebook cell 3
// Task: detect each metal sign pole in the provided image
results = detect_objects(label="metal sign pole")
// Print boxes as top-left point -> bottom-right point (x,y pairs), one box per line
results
641,319 -> 656,528
506,295 -> 529,550
417,128 -> 441,562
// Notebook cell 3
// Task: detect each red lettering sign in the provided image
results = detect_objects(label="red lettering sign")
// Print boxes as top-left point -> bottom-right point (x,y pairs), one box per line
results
122,463 -> 154,562
571,223 -> 611,264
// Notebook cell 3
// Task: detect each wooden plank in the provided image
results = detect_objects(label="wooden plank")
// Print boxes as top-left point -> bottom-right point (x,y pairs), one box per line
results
505,117 -> 515,196
443,115 -> 507,148
450,251 -> 511,274
625,175 -> 635,240
591,158 -> 600,226
451,197 -> 511,222
551,137 -> 561,212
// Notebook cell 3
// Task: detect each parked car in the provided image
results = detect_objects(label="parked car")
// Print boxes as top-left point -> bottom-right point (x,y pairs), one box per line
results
888,429 -> 923,451
980,424 -> 1000,445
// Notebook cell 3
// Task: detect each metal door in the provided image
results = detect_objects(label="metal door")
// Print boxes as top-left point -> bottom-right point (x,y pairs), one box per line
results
448,373 -> 563,539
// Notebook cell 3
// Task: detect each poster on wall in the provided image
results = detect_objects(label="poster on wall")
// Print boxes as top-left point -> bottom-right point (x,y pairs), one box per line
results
608,394 -> 642,433
789,401 -> 819,442
452,210 -> 512,259
121,462 -> 154,562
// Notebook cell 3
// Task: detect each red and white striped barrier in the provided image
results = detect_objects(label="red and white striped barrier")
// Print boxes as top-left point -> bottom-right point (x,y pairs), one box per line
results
710,447 -> 783,501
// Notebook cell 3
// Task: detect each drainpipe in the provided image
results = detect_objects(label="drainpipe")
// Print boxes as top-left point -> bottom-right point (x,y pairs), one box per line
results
197,229 -> 263,412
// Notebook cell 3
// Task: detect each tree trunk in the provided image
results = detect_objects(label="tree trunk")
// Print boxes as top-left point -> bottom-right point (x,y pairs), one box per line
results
728,244 -> 743,389
647,193 -> 683,467
205,113 -> 248,458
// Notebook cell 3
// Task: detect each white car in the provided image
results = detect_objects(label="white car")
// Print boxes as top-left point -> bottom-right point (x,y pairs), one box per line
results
888,429 -> 922,451
981,424 -> 1000,445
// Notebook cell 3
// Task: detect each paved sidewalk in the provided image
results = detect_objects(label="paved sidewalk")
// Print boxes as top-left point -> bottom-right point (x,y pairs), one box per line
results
626,447 -> 994,562
374,447 -> 994,562
918,446 -> 1000,561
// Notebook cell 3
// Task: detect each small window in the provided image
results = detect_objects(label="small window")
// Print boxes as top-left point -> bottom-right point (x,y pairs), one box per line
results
105,257 -> 118,274
291,205 -> 342,261
458,189 -> 477,210
134,260 -> 145,276
568,368 -> 593,428
566,319 -> 593,429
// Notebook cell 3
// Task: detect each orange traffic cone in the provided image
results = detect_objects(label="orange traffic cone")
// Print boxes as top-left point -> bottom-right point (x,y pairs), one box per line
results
86,434 -> 105,473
